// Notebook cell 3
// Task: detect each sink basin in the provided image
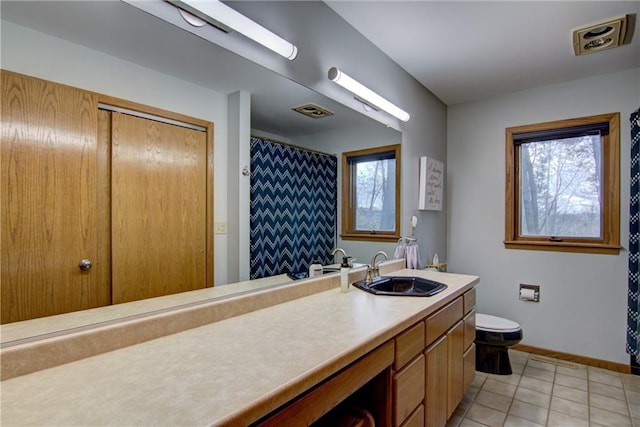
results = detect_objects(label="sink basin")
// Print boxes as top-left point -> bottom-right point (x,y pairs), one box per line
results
353,276 -> 447,297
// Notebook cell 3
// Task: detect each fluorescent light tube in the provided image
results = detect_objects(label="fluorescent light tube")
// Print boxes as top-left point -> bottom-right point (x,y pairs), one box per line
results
328,67 -> 410,122
170,0 -> 298,60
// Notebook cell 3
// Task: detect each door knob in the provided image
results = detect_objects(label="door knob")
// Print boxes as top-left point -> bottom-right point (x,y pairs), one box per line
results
78,259 -> 93,271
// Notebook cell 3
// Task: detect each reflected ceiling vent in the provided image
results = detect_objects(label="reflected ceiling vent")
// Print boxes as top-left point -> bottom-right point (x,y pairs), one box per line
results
572,15 -> 630,55
292,103 -> 334,119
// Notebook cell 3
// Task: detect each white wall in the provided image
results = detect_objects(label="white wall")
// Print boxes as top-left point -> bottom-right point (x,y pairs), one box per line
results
1,21 -> 231,285
447,68 -> 639,364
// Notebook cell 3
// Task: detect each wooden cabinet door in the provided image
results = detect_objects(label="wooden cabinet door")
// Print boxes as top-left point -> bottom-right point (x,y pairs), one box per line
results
393,354 -> 425,426
1,71 -> 110,323
110,112 -> 207,304
447,320 -> 465,418
425,335 -> 448,427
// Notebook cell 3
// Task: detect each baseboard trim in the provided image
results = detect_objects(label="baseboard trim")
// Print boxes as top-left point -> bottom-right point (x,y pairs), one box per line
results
513,344 -> 631,374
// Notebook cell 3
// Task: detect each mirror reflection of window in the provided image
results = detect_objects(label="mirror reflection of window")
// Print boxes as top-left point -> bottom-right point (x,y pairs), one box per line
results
342,145 -> 401,242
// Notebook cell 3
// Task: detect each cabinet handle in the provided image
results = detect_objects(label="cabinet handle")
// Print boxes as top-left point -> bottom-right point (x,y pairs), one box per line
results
78,259 -> 93,271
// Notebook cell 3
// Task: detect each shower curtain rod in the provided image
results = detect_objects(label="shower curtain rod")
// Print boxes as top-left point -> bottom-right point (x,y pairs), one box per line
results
251,134 -> 336,157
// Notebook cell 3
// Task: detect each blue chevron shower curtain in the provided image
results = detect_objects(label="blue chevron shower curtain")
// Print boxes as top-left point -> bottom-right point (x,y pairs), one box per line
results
250,137 -> 337,279
629,108 -> 640,360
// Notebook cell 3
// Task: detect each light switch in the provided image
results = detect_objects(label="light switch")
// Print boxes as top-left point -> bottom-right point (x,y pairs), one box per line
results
215,222 -> 227,234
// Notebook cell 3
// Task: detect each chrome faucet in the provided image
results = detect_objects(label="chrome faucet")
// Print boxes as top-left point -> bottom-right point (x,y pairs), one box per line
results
366,251 -> 389,282
331,248 -> 347,264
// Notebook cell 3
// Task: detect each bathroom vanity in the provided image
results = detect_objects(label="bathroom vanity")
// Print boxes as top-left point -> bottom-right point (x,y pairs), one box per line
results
0,262 -> 478,426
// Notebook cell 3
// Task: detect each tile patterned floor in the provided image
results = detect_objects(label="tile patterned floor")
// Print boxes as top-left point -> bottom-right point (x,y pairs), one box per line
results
448,350 -> 640,427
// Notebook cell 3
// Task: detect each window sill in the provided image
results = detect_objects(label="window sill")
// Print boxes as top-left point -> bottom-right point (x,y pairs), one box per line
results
341,233 -> 400,243
504,240 -> 621,255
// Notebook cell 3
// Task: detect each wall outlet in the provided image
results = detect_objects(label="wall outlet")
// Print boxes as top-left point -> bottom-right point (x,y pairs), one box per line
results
214,222 -> 227,234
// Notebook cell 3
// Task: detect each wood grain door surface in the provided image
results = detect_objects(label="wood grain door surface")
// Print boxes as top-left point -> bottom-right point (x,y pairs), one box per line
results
110,112 -> 207,304
1,71 -> 109,323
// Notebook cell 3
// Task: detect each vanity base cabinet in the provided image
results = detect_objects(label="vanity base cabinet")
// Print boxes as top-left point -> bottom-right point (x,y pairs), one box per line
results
424,288 -> 476,427
255,287 -> 477,427
256,341 -> 394,427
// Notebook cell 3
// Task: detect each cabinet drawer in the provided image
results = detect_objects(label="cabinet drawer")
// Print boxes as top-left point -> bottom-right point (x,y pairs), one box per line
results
426,297 -> 463,346
400,404 -> 424,427
464,288 -> 476,315
393,354 -> 425,427
463,309 -> 476,350
394,321 -> 425,370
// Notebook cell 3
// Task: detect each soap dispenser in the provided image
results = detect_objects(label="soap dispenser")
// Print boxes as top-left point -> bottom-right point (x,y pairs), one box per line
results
340,256 -> 352,292
309,256 -> 323,278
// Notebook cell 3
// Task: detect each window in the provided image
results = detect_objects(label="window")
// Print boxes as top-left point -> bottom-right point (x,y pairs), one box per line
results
341,144 -> 401,242
505,113 -> 620,254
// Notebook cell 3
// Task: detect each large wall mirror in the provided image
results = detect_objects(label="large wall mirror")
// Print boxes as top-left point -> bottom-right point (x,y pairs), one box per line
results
0,1 -> 401,339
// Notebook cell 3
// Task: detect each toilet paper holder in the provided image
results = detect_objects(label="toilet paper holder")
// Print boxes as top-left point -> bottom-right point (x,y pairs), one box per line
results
519,283 -> 540,302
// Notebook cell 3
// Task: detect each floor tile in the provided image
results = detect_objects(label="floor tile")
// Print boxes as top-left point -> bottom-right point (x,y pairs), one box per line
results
556,365 -> 587,379
482,378 -> 517,398
488,372 -> 521,386
527,358 -> 557,372
590,380 -> 628,400
475,389 -> 513,413
554,373 -> 587,391
514,386 -> 551,409
552,383 -> 588,404
459,418 -> 487,427
465,402 -> 507,427
512,361 -> 525,375
470,374 -> 487,389
589,369 -> 624,388
519,376 -> 554,395
589,392 -> 631,416
630,400 -> 640,419
462,385 -> 480,403
590,406 -> 633,426
504,414 -> 545,427
455,351 -> 640,427
523,365 -> 555,382
547,410 -> 589,426
549,396 -> 588,420
623,373 -> 640,387
509,349 -> 530,364
508,400 -> 548,425
624,378 -> 640,394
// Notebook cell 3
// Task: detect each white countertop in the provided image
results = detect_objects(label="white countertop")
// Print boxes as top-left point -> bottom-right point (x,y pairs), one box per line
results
0,269 -> 478,426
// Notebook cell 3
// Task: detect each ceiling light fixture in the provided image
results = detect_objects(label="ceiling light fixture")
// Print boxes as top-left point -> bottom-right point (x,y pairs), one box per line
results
328,67 -> 410,122
169,0 -> 298,60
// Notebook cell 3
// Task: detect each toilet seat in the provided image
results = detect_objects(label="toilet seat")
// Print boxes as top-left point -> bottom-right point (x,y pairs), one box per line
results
476,313 -> 520,333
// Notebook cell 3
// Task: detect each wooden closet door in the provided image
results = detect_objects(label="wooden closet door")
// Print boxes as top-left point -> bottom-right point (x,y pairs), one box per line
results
1,71 -> 109,323
111,112 -> 207,304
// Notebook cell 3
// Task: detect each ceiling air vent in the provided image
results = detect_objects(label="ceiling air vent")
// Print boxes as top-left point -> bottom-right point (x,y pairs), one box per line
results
572,15 -> 629,55
292,103 -> 334,119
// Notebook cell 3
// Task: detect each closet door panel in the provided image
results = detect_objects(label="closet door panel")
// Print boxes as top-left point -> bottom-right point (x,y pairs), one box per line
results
111,112 -> 207,303
1,71 -> 106,323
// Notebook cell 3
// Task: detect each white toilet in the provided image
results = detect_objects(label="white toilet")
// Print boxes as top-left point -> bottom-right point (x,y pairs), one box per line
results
475,313 -> 523,375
